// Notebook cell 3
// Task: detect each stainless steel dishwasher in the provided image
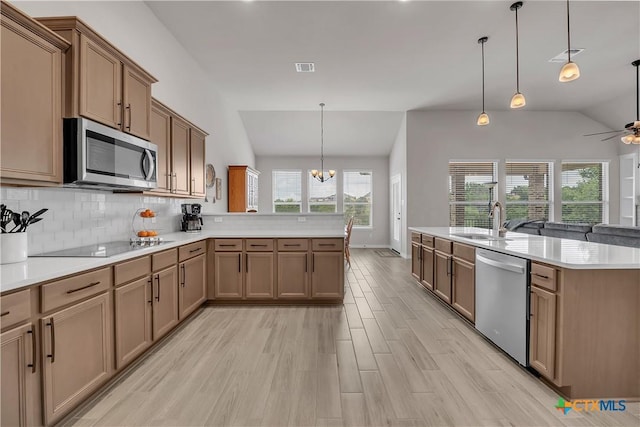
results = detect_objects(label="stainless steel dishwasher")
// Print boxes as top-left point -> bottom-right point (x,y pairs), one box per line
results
475,248 -> 530,366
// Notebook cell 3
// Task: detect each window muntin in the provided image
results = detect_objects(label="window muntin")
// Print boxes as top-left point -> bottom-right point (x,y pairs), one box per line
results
273,170 -> 302,213
344,170 -> 372,227
505,162 -> 552,221
449,162 -> 497,229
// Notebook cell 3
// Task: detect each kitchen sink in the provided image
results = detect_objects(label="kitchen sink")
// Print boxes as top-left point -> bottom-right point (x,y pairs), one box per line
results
451,233 -> 509,242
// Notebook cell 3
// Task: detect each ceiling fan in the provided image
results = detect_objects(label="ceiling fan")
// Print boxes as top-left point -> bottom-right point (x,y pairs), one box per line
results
584,59 -> 640,144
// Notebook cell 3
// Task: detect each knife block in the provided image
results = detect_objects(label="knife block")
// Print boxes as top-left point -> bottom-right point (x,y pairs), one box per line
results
0,232 -> 28,264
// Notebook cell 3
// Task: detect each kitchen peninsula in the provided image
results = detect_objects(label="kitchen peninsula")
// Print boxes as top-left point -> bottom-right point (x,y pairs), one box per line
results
409,226 -> 640,401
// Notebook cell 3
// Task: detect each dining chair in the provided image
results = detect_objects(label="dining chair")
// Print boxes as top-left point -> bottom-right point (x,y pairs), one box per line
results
345,216 -> 354,268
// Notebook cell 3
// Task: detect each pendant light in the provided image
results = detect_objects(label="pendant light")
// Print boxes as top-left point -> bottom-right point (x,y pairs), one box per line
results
510,2 -> 526,109
621,60 -> 640,145
477,36 -> 490,126
559,0 -> 580,82
310,103 -> 335,182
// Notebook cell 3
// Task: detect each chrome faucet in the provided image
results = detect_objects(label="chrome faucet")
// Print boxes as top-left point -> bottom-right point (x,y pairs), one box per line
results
489,201 -> 507,237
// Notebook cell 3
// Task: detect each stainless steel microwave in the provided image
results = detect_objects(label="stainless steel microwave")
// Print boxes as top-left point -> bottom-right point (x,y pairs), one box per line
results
63,118 -> 158,190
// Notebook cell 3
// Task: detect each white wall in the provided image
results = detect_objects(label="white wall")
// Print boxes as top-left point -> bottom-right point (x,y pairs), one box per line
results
12,0 -> 255,213
406,110 -> 621,231
389,113 -> 408,257
255,156 -> 389,248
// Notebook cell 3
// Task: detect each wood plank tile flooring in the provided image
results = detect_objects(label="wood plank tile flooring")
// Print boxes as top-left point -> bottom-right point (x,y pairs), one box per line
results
65,249 -> 640,426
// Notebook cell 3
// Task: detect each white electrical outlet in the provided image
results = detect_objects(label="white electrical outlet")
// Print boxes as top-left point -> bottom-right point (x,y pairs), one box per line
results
214,217 -> 223,223
298,217 -> 306,222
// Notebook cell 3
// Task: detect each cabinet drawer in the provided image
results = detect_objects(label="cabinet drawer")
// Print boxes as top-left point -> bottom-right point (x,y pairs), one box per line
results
411,232 -> 421,243
41,267 -> 111,313
531,263 -> 557,292
114,256 -> 151,286
0,289 -> 31,329
277,239 -> 309,251
214,239 -> 243,252
179,241 -> 206,262
312,239 -> 344,252
245,239 -> 274,252
434,238 -> 453,254
422,235 -> 434,248
152,248 -> 177,272
453,242 -> 475,263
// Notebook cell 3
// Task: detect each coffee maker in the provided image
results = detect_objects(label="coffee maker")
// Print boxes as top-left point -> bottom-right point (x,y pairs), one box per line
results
181,203 -> 203,232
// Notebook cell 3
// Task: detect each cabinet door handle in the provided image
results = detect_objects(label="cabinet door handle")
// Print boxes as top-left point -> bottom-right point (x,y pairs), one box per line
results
446,257 -> 451,276
305,253 -> 308,273
47,319 -> 55,363
0,311 -> 9,317
531,272 -> 549,279
318,243 -> 334,247
451,258 -> 455,277
189,247 -> 202,253
284,244 -> 300,247
181,264 -> 186,287
117,101 -> 122,126
166,173 -> 171,192
250,244 -> 268,247
238,253 -> 241,272
191,177 -> 196,194
219,244 -> 237,247
125,103 -> 132,130
28,326 -> 36,374
148,278 -> 153,304
312,253 -> 315,272
155,274 -> 160,301
172,173 -> 177,194
246,253 -> 249,273
66,281 -> 100,294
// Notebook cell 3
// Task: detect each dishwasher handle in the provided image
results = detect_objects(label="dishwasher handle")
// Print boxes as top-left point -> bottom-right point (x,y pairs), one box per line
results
476,254 -> 525,274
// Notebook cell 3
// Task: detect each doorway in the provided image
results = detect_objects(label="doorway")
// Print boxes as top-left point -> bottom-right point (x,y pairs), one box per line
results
391,174 -> 402,254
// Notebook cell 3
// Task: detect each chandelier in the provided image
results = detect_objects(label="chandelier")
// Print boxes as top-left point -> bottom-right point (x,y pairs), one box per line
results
311,103 -> 335,182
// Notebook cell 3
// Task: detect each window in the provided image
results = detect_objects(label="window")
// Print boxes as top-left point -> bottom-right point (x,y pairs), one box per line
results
505,162 -> 552,221
343,171 -> 372,227
561,162 -> 608,224
272,170 -> 301,213
449,162 -> 497,229
308,171 -> 337,213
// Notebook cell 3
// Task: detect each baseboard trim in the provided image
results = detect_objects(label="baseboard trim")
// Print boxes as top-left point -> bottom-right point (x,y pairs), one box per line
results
350,244 -> 391,249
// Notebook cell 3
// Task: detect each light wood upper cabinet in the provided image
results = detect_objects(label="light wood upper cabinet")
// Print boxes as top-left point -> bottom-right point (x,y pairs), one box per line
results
1,4 -> 69,185
36,17 -> 157,140
451,257 -> 475,322
114,276 -> 152,369
42,292 -> 112,426
1,323 -> 36,427
245,253 -> 274,299
171,116 -> 191,196
228,166 -> 260,212
179,254 -> 206,319
123,65 -> 152,140
277,252 -> 309,299
190,128 -> 206,198
80,35 -> 122,129
311,252 -> 344,299
152,266 -> 179,340
150,102 -> 172,193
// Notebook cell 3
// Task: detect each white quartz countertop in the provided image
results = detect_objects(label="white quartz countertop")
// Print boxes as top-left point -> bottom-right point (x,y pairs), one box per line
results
409,227 -> 640,270
0,230 -> 344,293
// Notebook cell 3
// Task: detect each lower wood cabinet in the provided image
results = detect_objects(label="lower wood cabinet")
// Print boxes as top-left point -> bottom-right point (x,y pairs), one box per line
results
420,245 -> 434,291
41,292 -> 112,426
451,258 -> 475,322
311,252 -> 344,299
152,266 -> 179,340
214,252 -> 243,299
245,252 -> 274,299
1,323 -> 37,427
530,285 -> 557,380
179,254 -> 206,319
411,242 -> 421,281
433,251 -> 452,303
114,277 -> 152,369
277,252 -> 309,299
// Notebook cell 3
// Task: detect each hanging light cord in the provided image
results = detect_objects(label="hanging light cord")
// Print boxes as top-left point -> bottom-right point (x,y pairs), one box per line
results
636,63 -> 639,121
566,0 -> 572,63
515,5 -> 520,92
320,103 -> 325,181
481,40 -> 486,112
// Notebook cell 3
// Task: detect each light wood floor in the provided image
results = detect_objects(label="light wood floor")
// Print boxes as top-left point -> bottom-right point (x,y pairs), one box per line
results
65,249 -> 639,427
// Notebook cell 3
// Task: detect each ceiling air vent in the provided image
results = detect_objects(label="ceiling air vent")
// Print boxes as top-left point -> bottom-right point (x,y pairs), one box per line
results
549,48 -> 585,63
295,62 -> 315,73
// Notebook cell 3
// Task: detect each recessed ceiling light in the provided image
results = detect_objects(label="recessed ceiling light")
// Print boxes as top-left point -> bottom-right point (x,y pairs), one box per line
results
295,63 -> 315,73
549,48 -> 584,63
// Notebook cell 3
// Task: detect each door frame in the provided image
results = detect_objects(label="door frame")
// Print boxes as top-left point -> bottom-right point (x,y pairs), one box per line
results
390,174 -> 402,255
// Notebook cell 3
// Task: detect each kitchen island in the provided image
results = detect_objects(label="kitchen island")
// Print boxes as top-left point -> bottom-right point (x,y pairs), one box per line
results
409,226 -> 639,400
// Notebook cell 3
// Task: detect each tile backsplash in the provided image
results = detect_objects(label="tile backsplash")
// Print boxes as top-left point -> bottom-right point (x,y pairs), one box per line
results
1,187 -> 189,255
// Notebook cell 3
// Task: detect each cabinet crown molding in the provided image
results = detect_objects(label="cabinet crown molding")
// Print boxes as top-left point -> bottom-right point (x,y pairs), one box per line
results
1,1 -> 70,50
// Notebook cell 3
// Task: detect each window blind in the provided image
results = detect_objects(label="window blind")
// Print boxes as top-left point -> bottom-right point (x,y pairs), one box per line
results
448,162 -> 496,228
505,162 -> 551,221
343,171 -> 372,226
561,162 -> 606,224
272,170 -> 301,213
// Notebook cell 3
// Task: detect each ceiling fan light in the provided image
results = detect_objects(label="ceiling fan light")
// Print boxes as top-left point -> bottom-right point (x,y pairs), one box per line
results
633,121 -> 640,129
621,134 -> 634,144
477,112 -> 490,126
510,92 -> 526,109
559,61 -> 580,82
633,135 -> 640,145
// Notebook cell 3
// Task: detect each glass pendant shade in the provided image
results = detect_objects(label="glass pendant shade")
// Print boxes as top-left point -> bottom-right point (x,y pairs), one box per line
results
329,170 -> 336,177
621,134 -> 640,145
510,92 -> 526,109
559,61 -> 580,82
477,112 -> 490,126
311,169 -> 318,177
